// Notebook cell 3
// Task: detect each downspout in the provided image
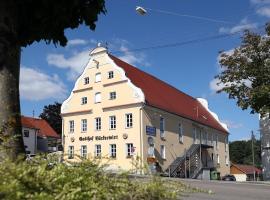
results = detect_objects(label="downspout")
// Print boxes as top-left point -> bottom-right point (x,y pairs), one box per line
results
139,103 -> 145,174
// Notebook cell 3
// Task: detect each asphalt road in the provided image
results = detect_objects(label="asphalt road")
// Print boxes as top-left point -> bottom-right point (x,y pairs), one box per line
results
179,179 -> 270,200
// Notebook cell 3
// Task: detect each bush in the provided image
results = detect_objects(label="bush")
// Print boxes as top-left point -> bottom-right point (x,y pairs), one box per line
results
0,155 -> 183,200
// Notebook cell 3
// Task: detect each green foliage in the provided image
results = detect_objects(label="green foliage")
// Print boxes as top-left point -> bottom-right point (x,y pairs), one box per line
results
0,155 -> 185,200
39,102 -> 62,135
10,0 -> 106,47
229,139 -> 261,167
216,23 -> 270,115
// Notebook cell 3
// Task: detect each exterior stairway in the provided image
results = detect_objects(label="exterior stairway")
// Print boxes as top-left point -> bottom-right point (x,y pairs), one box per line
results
166,144 -> 202,178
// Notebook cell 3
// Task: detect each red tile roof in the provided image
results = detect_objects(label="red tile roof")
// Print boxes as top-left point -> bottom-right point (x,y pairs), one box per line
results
110,54 -> 228,134
21,116 -> 60,138
232,164 -> 262,174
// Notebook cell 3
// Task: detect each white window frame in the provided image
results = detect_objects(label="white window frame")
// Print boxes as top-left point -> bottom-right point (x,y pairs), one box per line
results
160,117 -> 165,138
126,113 -> 133,128
225,155 -> 229,166
217,154 -> 220,164
95,92 -> 101,103
68,146 -> 74,159
95,144 -> 101,157
84,77 -> 89,85
81,97 -> 87,105
95,72 -> 101,82
178,123 -> 183,143
160,145 -> 166,159
108,71 -> 114,79
109,91 -> 116,100
69,120 -> 74,133
110,144 -> 117,158
81,119 -> 87,132
126,143 -> 134,157
81,145 -> 87,159
109,116 -> 116,130
95,117 -> 101,131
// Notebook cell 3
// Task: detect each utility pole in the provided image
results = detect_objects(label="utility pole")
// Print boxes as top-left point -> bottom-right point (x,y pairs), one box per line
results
251,130 -> 256,181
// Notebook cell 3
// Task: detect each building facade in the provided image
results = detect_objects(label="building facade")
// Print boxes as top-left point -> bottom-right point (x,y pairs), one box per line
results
260,115 -> 270,181
61,46 -> 230,177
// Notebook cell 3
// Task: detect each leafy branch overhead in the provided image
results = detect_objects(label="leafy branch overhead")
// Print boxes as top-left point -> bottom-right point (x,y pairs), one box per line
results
216,23 -> 270,115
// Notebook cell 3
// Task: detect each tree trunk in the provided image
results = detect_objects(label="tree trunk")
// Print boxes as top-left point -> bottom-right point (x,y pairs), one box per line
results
0,1 -> 25,160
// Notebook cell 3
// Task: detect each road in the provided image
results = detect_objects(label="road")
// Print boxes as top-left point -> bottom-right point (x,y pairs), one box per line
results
179,179 -> 270,200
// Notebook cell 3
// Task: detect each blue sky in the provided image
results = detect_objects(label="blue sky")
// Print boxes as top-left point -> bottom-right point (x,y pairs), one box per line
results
20,0 -> 270,141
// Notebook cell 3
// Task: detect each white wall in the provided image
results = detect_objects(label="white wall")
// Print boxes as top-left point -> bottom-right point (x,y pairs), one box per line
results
22,127 -> 37,155
234,174 -> 247,182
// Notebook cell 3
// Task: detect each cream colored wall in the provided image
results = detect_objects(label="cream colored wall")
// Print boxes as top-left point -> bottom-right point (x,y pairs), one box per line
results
234,174 -> 247,182
62,47 -> 144,171
142,105 -> 230,176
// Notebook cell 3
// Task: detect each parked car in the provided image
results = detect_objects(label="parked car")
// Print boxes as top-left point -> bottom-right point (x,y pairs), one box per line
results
222,174 -> 236,181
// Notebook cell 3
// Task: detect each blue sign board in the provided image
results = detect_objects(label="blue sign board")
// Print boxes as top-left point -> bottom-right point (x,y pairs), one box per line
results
146,126 -> 156,136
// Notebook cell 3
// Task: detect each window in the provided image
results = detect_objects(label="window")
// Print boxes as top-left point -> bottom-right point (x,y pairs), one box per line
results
160,145 -> 166,159
109,92 -> 116,100
108,71 -> 114,79
81,145 -> 87,159
95,92 -> 101,103
23,130 -> 29,137
211,133 -> 214,145
95,73 -> 101,82
81,97 -> 87,105
198,130 -> 202,144
126,113 -> 133,128
216,134 -> 219,150
109,116 -> 116,130
217,154 -> 220,164
225,155 -> 229,166
68,146 -> 74,159
126,143 -> 134,157
160,117 -> 165,138
225,136 -> 228,152
84,77 -> 89,85
178,123 -> 183,143
95,117 -> 101,130
95,144 -> 101,157
81,119 -> 87,132
206,132 -> 208,145
110,144 -> 117,158
193,128 -> 196,144
69,120 -> 74,133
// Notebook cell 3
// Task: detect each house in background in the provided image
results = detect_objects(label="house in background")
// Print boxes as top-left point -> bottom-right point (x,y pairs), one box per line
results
21,116 -> 60,155
260,115 -> 270,181
230,163 -> 262,181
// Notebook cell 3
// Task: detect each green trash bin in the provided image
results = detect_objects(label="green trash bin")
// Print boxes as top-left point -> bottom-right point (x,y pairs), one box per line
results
210,171 -> 220,180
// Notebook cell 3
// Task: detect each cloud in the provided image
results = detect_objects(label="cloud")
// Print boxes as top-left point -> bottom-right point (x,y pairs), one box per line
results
219,18 -> 257,34
20,67 -> 67,101
67,39 -> 88,46
221,120 -> 244,129
250,0 -> 270,5
209,78 -> 225,92
256,6 -> 270,17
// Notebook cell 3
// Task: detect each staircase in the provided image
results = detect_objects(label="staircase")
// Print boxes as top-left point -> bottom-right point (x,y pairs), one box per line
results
166,144 -> 202,178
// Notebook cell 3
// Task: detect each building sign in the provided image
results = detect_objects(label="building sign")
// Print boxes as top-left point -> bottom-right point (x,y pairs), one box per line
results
79,135 -> 118,142
146,126 -> 156,136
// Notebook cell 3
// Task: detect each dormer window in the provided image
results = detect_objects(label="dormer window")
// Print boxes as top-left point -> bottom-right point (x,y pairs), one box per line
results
84,77 -> 89,85
95,73 -> 101,82
108,71 -> 114,79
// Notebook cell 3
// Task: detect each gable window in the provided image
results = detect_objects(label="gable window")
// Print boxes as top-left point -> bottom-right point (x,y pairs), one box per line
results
95,92 -> 101,103
81,145 -> 87,159
95,144 -> 101,157
23,130 -> 29,137
81,119 -> 87,132
160,117 -> 165,138
178,123 -> 183,143
68,146 -> 74,159
69,120 -> 74,133
109,116 -> 116,130
108,71 -> 114,79
160,145 -> 166,159
110,144 -> 117,158
81,97 -> 87,105
126,143 -> 134,157
109,92 -> 116,100
84,77 -> 89,85
95,117 -> 101,130
126,113 -> 133,128
95,73 -> 101,82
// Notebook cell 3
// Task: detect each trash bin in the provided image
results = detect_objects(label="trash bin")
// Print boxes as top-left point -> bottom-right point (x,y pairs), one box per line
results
210,171 -> 221,180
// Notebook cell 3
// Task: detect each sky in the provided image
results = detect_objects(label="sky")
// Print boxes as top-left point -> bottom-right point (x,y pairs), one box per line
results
20,0 -> 270,141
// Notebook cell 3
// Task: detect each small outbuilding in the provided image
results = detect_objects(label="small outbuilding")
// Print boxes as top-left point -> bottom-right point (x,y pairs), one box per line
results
230,163 -> 262,181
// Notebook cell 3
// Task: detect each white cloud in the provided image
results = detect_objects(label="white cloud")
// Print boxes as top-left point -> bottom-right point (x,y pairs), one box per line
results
67,39 -> 88,46
250,0 -> 270,5
219,18 -> 257,34
20,67 -> 67,101
256,6 -> 270,17
209,78 -> 225,92
221,120 -> 243,129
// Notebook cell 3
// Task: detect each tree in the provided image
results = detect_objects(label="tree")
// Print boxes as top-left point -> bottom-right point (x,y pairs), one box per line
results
216,23 -> 270,115
0,0 -> 106,160
40,102 -> 62,136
